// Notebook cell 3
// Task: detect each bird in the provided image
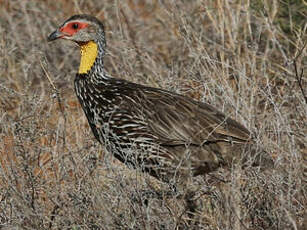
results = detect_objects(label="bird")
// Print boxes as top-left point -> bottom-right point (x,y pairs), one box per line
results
47,14 -> 273,185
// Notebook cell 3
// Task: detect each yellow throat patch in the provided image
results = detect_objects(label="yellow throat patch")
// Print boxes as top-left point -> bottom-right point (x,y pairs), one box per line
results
79,41 -> 98,74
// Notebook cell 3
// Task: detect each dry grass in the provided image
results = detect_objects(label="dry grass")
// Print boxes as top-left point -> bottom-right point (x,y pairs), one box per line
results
0,0 -> 306,229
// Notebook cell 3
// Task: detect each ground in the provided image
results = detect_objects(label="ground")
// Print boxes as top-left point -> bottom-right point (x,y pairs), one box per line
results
0,0 -> 306,229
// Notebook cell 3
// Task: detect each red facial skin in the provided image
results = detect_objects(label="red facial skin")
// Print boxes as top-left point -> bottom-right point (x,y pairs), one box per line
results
60,22 -> 89,36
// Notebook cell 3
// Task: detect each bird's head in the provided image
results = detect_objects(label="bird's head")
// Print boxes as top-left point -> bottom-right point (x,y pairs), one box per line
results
48,15 -> 106,74
47,14 -> 104,44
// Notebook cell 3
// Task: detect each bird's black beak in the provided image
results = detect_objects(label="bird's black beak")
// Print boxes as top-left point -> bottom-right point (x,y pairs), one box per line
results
47,29 -> 64,42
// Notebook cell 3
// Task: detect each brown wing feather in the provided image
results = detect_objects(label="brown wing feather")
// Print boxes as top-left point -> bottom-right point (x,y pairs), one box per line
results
137,87 -> 251,146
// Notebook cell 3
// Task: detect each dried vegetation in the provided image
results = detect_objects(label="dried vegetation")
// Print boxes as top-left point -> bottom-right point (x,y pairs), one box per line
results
0,0 -> 306,229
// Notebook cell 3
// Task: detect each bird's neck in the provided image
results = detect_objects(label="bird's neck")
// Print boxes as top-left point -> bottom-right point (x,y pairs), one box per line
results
78,41 -> 98,74
79,41 -> 104,74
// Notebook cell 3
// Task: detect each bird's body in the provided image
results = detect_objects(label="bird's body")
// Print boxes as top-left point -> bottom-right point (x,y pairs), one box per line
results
48,14 -> 273,184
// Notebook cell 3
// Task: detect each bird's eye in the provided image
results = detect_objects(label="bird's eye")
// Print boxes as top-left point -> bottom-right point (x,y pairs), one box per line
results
72,23 -> 79,29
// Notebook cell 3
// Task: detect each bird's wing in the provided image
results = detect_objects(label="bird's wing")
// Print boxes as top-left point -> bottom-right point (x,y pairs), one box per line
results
132,86 -> 252,146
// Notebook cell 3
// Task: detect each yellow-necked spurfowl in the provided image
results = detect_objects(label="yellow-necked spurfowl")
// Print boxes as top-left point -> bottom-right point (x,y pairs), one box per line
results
47,15 -> 273,184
